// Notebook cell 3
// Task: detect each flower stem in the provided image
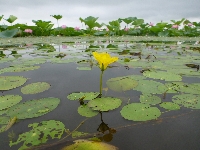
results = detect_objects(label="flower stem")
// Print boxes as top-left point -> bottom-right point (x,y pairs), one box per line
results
99,70 -> 104,96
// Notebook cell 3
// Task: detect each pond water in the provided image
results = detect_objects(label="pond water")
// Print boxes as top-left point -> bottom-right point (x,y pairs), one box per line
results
0,36 -> 200,150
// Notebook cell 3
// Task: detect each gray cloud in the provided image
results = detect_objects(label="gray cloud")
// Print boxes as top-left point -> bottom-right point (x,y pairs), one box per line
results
0,0 -> 200,27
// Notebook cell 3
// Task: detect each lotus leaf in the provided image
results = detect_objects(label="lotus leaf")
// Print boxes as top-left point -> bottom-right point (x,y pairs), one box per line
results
62,139 -> 118,150
0,95 -> 22,110
172,94 -> 200,109
140,94 -> 161,105
21,82 -> 51,94
10,120 -> 65,150
106,76 -> 138,92
120,103 -> 161,121
78,104 -> 98,117
87,97 -> 122,111
133,80 -> 166,94
143,70 -> 182,81
0,76 -> 27,90
67,92 -> 100,101
159,102 -> 180,110
6,97 -> 60,119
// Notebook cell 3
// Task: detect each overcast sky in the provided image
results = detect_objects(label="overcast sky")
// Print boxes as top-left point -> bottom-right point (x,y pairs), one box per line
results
1,0 -> 200,28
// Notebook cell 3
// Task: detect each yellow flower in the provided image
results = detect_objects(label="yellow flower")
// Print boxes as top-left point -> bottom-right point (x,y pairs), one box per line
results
92,52 -> 118,71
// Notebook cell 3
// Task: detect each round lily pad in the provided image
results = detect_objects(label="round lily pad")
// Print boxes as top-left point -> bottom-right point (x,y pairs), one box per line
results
87,97 -> 122,111
0,76 -> 27,90
106,76 -> 138,92
0,66 -> 40,74
0,95 -> 22,110
159,102 -> 180,110
6,97 -> 60,119
143,70 -> 182,81
140,94 -> 161,105
120,103 -> 161,121
67,92 -> 100,101
21,82 -> 51,94
78,105 -> 98,117
172,94 -> 200,109
133,80 -> 165,94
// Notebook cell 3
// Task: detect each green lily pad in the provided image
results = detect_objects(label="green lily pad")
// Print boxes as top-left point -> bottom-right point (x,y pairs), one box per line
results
0,76 -> 27,91
21,82 -> 51,94
143,70 -> 182,81
87,97 -> 122,111
6,97 -> 60,119
159,102 -> 180,110
78,104 -> 98,117
62,139 -> 118,150
120,103 -> 161,121
9,120 -> 65,150
133,80 -> 166,94
67,92 -> 100,100
106,76 -> 138,92
0,95 -> 22,110
0,66 -> 40,74
76,67 -> 92,70
0,116 -> 10,125
140,94 -> 161,105
172,94 -> 200,109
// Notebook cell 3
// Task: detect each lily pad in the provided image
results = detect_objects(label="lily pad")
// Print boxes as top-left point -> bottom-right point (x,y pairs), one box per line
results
172,94 -> 200,109
120,103 -> 161,121
133,80 -> 166,94
72,131 -> 89,138
78,104 -> 98,117
143,70 -> 182,81
67,92 -> 100,100
62,139 -> 118,150
87,97 -> 122,111
0,76 -> 27,90
140,94 -> 161,105
21,82 -> 51,94
6,97 -> 60,119
10,120 -> 65,150
106,76 -> 138,92
0,66 -> 40,74
159,102 -> 180,110
0,95 -> 22,110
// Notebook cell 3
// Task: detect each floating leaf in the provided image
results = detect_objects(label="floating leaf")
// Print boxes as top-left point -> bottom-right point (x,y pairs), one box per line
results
106,76 -> 138,92
78,104 -> 98,117
10,120 -> 65,149
6,97 -> 60,119
21,82 -> 51,94
62,139 -> 118,150
140,94 -> 161,105
0,76 -> 27,90
120,103 -> 161,121
76,67 -> 92,70
159,102 -> 180,110
0,116 -> 10,125
0,95 -> 22,110
0,66 -> 40,74
143,70 -> 182,81
67,92 -> 100,101
172,94 -> 200,109
87,97 -> 122,111
133,80 -> 166,94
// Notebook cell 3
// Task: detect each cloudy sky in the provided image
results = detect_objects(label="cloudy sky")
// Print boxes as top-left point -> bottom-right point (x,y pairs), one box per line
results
1,0 -> 200,28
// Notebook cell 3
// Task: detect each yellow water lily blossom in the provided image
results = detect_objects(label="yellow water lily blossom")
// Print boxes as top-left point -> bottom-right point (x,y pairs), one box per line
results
92,52 -> 118,71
